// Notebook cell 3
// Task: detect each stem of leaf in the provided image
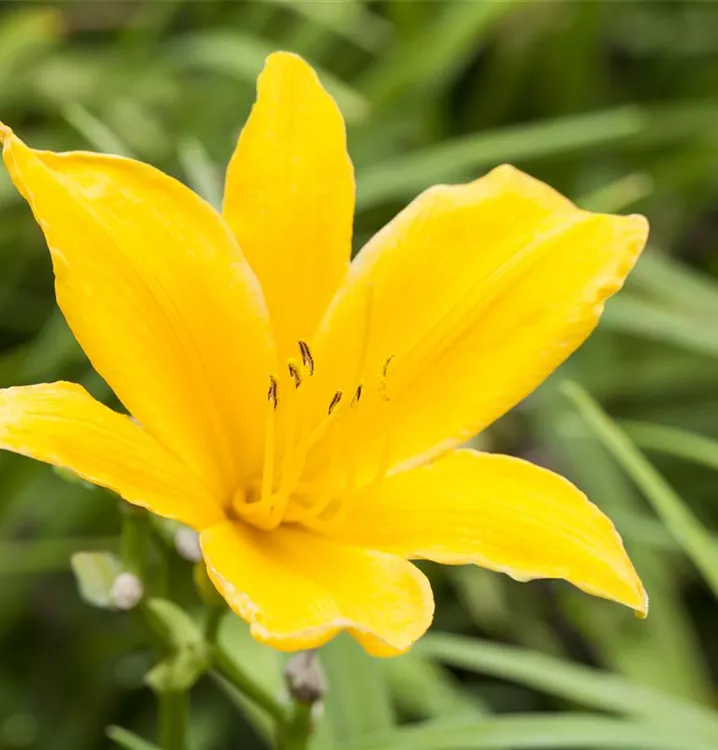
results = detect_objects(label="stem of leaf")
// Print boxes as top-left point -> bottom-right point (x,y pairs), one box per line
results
159,690 -> 188,750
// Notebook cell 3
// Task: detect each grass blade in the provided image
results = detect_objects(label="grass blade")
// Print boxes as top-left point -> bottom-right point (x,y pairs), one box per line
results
601,295 -> 718,359
61,102 -> 132,156
353,714 -> 710,750
622,421 -> 718,472
356,106 -> 646,209
106,726 -> 160,750
562,381 -> 718,597
321,634 -> 395,745
361,0 -> 520,104
417,632 -> 718,740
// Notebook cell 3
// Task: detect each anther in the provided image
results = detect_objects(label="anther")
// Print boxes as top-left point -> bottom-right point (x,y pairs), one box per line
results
382,355 -> 395,378
268,376 -> 278,409
328,390 -> 343,415
288,361 -> 302,388
352,384 -> 363,406
298,340 -> 315,375
380,355 -> 394,402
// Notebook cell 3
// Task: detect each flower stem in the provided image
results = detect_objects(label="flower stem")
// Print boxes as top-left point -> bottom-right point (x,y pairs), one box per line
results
278,702 -> 313,750
120,503 -> 149,579
159,690 -> 188,750
211,643 -> 287,728
204,605 -> 225,646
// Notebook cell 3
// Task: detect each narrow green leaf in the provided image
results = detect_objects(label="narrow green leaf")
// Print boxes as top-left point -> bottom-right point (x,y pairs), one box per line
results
630,253 -> 718,319
353,714 -> 713,750
601,295 -> 718,359
0,8 -> 62,97
178,137 -> 222,209
274,0 -> 390,52
321,633 -> 395,745
164,30 -> 369,122
361,0 -> 520,104
61,102 -> 132,156
0,537 -> 118,576
356,106 -> 646,209
106,726 -> 160,750
416,632 -> 718,741
563,381 -> 718,598
622,421 -> 718,472
70,551 -> 123,609
382,651 -> 484,720
578,172 -> 654,213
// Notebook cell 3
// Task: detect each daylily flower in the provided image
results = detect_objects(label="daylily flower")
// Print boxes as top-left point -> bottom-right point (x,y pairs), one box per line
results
0,52 -> 648,656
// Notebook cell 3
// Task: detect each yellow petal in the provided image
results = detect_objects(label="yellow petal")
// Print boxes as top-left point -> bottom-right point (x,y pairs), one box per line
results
1,127 -> 274,497
331,449 -> 647,615
223,52 -> 355,362
200,521 -> 434,656
0,382 -> 222,530
312,166 -> 648,475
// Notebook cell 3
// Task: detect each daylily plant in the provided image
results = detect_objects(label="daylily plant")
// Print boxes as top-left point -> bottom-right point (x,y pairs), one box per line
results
0,52 -> 648,656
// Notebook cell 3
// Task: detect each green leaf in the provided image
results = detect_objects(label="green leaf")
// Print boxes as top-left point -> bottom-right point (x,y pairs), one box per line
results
321,633 -> 395,745
273,0 -> 390,52
52,466 -> 95,490
356,106 -> 646,209
106,726 -> 160,750
178,137 -> 222,209
601,295 -> 718,359
164,30 -> 369,123
0,8 -> 62,100
61,102 -> 132,156
382,651 -> 485,721
416,632 -> 718,741
70,551 -> 122,609
630,253 -> 718,319
578,172 -> 654,213
209,616 -> 285,741
352,714 -> 714,750
145,647 -> 209,693
361,0 -> 520,104
562,381 -> 718,599
144,598 -> 203,651
622,421 -> 718,472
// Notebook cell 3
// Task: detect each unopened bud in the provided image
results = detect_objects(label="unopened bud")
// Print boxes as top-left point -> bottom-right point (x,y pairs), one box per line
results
284,650 -> 325,705
110,572 -> 144,610
174,528 -> 203,562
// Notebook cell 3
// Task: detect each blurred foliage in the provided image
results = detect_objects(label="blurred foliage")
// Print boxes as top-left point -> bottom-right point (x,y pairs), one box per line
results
1,1 -> 718,749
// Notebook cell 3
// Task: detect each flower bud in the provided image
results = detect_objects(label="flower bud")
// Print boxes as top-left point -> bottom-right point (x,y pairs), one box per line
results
110,572 -> 144,610
284,650 -> 325,705
174,528 -> 203,562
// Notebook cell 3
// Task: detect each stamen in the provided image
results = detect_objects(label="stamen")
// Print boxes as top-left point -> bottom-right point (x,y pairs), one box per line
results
268,375 -> 278,409
256,378 -> 278,514
328,390 -> 343,415
352,384 -> 363,406
288,359 -> 302,388
382,355 -> 394,378
298,340 -> 315,375
380,355 -> 394,401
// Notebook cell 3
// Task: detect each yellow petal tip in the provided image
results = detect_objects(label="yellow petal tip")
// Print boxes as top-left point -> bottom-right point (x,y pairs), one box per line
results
264,50 -> 309,71
0,122 -> 13,145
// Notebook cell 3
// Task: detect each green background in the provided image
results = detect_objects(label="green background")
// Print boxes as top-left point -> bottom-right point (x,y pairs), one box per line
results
1,1 -> 718,748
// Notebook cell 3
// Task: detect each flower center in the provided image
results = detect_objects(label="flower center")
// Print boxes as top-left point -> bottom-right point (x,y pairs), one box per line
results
230,340 -> 394,534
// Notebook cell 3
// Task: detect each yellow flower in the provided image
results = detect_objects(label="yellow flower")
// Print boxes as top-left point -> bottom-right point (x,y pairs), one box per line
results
0,52 -> 648,656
